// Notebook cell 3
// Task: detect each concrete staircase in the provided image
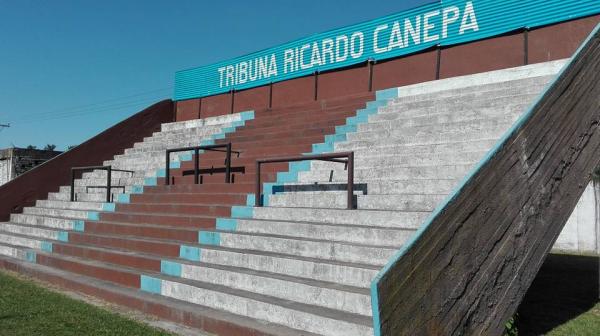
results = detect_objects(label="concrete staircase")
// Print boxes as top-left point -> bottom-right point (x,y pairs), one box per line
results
0,60 -> 574,336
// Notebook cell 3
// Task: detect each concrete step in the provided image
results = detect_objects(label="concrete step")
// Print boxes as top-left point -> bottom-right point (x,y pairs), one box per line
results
62,187 -> 135,202
0,232 -> 43,250
48,191 -> 116,203
204,230 -> 398,266
22,207 -> 89,220
36,200 -> 105,212
45,239 -> 372,317
159,113 -> 246,132
310,150 -> 486,170
153,274 -> 373,336
296,164 -> 472,183
251,206 -> 428,229
368,100 -> 529,126
61,230 -> 380,288
347,118 -> 514,142
9,214 -> 77,230
73,177 -> 145,188
268,192 -> 446,211
172,259 -> 372,316
382,77 -> 550,107
381,90 -> 541,116
0,247 -> 329,336
17,249 -> 374,336
385,59 -> 564,102
281,178 -> 458,195
0,223 -> 66,241
232,218 -> 415,246
341,138 -> 497,156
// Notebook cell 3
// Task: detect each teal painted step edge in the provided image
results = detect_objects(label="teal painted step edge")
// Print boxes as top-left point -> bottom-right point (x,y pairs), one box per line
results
199,88 -> 400,256
164,93 -> 397,278
26,112 -> 255,275
110,112 -> 256,280
368,22 -> 600,336
118,110 -> 254,191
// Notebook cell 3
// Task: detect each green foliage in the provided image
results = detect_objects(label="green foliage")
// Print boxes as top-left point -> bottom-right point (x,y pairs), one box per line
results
25,145 -> 36,150
504,315 -> 519,336
0,271 -> 173,336
43,144 -> 56,151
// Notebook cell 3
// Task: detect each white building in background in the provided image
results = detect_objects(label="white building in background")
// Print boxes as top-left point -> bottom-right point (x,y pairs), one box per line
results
0,148 -> 62,186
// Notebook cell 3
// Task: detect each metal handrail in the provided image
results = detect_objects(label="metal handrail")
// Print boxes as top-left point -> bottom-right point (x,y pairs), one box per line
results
255,152 -> 355,209
165,143 -> 240,185
70,165 -> 134,202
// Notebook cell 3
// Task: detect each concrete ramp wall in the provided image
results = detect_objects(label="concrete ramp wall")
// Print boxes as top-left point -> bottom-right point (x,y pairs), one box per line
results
373,23 -> 600,336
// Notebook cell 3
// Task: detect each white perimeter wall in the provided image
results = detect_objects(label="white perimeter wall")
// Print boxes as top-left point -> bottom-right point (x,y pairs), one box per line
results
554,182 -> 599,255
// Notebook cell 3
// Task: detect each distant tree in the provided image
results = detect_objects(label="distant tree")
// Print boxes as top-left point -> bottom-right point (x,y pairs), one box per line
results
67,145 -> 76,150
26,145 -> 36,150
43,144 -> 56,151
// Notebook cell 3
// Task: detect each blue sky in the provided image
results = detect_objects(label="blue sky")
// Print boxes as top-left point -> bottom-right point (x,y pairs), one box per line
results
0,0 -> 431,150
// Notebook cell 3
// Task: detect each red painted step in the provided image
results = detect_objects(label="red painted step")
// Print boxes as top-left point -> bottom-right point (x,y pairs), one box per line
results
83,221 -> 200,242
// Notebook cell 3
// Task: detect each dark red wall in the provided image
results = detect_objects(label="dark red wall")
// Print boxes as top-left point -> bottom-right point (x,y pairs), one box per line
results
176,98 -> 200,121
175,16 -> 600,122
271,75 -> 314,108
318,65 -> 369,100
201,93 -> 231,118
372,50 -> 438,91
440,33 -> 524,79
234,85 -> 270,113
528,14 -> 600,63
0,100 -> 174,221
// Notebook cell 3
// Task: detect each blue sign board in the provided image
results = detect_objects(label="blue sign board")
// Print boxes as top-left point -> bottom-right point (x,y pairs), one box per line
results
174,0 -> 600,101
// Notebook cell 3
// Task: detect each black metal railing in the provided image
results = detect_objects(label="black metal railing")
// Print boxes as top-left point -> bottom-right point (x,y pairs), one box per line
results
70,166 -> 134,202
165,143 -> 240,185
255,152 -> 355,209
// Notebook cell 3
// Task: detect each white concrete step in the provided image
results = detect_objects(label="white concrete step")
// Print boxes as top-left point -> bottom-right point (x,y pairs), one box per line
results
296,164 -> 473,183
210,230 -> 398,266
251,206 -> 428,229
174,260 -> 372,316
268,192 -> 446,211
233,218 -> 415,245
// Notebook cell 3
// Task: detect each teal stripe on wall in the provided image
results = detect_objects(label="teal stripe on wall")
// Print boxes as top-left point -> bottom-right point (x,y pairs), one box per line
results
174,0 -> 600,101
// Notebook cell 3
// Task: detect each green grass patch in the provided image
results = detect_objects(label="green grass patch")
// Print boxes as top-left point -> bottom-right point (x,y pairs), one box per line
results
547,303 -> 600,336
0,270 -> 172,336
516,254 -> 600,335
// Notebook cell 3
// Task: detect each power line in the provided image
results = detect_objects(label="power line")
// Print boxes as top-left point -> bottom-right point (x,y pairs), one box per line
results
10,93 -> 170,124
12,86 -> 172,121
15,98 -> 164,124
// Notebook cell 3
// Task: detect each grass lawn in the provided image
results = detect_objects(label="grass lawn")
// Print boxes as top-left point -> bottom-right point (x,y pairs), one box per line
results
516,254 -> 600,335
0,270 -> 172,336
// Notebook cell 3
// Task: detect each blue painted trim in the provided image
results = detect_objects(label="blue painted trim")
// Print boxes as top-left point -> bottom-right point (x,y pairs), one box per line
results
57,231 -> 69,242
161,260 -> 182,277
144,177 -> 158,186
102,203 -> 116,212
25,251 -> 36,263
116,194 -> 131,203
199,231 -> 221,245
87,212 -> 100,221
255,91 -> 397,209
131,186 -> 144,194
72,220 -> 85,232
216,218 -> 237,231
369,21 -> 600,336
231,206 -> 254,219
376,88 -> 399,101
41,241 -> 53,253
140,275 -> 162,294
179,245 -> 201,261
